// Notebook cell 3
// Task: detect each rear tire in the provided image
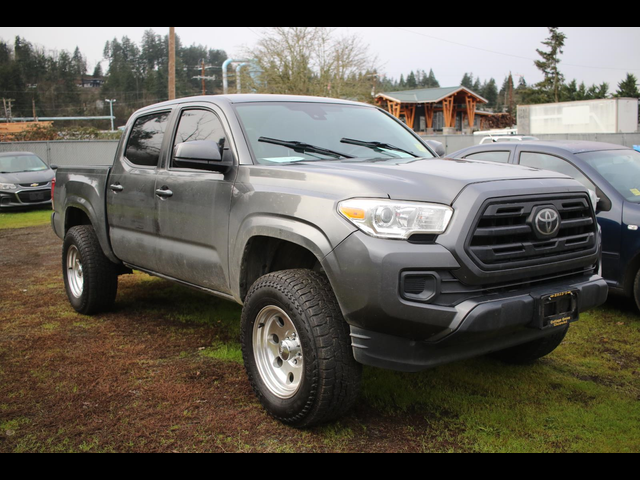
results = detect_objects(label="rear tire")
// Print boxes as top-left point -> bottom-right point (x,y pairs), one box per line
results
489,327 -> 570,365
62,225 -> 118,315
241,270 -> 361,428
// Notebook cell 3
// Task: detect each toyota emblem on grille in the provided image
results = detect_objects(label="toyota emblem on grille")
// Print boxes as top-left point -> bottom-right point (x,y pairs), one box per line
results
535,208 -> 560,237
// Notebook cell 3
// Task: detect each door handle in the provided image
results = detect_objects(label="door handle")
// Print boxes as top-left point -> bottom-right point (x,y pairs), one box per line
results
155,188 -> 174,199
110,184 -> 124,193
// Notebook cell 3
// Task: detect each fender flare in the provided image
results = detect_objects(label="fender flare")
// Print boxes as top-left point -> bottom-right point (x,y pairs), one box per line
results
63,196 -> 120,264
230,214 -> 336,300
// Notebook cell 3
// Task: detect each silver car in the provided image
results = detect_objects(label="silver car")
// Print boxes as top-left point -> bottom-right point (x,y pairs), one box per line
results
0,152 -> 55,209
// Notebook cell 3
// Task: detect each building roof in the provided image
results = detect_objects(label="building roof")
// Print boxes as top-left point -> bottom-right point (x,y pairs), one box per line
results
377,86 -> 488,105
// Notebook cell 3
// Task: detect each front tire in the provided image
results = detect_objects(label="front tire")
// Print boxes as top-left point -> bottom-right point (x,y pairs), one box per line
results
241,270 -> 361,428
62,225 -> 118,315
632,269 -> 640,313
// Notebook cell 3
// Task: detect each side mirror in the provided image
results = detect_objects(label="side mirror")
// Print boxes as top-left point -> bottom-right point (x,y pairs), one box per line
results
596,188 -> 612,213
425,140 -> 446,157
173,140 -> 232,173
50,164 -> 59,170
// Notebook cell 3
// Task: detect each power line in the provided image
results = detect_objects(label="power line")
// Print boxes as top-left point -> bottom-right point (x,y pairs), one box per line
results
245,27 -> 262,38
392,27 -> 640,73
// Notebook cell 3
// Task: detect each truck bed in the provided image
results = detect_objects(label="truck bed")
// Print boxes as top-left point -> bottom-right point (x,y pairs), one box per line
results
52,165 -> 116,263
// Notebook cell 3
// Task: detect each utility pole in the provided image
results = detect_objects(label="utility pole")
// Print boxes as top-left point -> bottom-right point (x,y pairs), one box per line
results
168,27 -> 176,100
369,74 -> 380,98
105,99 -> 117,132
202,60 -> 206,95
192,61 -> 217,96
2,98 -> 15,122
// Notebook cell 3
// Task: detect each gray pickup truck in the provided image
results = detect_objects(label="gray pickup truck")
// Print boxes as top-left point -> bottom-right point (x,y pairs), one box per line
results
52,94 -> 608,427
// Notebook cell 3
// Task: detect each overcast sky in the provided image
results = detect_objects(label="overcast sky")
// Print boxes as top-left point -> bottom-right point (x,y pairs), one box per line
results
2,27 -> 639,90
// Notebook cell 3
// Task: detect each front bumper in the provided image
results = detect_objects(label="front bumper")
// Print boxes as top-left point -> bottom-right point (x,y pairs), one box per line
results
0,188 -> 52,208
349,275 -> 607,372
323,231 -> 608,372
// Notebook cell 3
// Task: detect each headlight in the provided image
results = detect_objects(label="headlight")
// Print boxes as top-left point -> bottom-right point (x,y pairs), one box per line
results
339,199 -> 454,239
0,183 -> 17,191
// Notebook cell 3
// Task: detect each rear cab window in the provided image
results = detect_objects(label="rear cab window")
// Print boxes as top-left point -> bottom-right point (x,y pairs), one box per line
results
125,112 -> 172,168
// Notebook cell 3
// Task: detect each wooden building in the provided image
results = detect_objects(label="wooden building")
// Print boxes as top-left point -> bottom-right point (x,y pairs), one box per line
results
376,86 -> 489,134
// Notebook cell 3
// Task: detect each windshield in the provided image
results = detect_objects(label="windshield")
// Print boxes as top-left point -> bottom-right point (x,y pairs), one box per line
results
0,155 -> 48,174
579,149 -> 640,203
235,102 -> 435,165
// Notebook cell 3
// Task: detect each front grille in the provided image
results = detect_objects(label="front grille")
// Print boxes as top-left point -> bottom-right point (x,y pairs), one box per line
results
19,182 -> 50,188
467,194 -> 598,271
17,189 -> 50,204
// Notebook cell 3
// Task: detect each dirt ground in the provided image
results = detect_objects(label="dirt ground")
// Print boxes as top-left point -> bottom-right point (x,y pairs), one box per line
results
0,225 -> 455,453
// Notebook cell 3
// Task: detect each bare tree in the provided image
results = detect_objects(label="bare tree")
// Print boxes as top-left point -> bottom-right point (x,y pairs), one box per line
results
246,27 -> 379,101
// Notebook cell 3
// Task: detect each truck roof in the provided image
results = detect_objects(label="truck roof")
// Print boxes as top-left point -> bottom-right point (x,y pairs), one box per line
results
135,94 -> 368,115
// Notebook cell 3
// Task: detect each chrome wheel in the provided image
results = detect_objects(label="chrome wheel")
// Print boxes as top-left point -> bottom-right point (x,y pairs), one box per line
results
66,245 -> 84,299
252,306 -> 304,399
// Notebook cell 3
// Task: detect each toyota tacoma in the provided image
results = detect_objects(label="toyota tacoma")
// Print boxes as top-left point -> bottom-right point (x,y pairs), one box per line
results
51,95 -> 608,427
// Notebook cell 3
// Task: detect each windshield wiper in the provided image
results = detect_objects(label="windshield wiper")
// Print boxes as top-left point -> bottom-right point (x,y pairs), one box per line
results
340,138 -> 419,158
259,137 -> 354,160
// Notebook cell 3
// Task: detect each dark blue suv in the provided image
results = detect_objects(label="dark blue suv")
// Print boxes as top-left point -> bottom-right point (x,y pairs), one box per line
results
451,141 -> 640,311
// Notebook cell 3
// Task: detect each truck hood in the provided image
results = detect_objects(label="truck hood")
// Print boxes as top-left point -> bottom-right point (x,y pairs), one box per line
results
261,157 -> 572,205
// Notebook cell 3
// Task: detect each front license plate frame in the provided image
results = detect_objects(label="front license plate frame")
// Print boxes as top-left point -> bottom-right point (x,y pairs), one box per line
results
534,290 -> 579,330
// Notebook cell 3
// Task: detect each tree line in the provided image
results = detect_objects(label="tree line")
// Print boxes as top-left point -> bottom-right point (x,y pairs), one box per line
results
102,30 -> 228,121
0,30 -> 229,128
1,27 -> 638,133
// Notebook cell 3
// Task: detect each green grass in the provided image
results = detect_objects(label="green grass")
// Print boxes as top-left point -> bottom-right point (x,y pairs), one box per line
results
360,305 -> 640,453
199,344 -> 243,364
2,206 -> 638,452
0,209 -> 51,230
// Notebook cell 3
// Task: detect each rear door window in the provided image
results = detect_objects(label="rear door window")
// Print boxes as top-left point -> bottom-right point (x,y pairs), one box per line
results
464,151 -> 511,163
519,152 -> 596,191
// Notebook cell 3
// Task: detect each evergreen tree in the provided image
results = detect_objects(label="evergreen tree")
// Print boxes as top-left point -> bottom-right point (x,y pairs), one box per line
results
93,63 -> 104,78
72,47 -> 87,76
498,74 -> 515,114
0,41 -> 10,64
425,69 -> 440,88
615,73 -> 640,98
587,82 -> 609,99
561,79 -> 609,102
461,73 -> 474,89
417,70 -> 427,88
534,27 -> 567,103
482,78 -> 499,110
406,71 -> 417,89
140,29 -> 165,74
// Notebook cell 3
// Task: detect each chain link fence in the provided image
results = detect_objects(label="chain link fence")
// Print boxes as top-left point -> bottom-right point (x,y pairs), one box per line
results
1,134 -> 640,165
0,141 -> 119,166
